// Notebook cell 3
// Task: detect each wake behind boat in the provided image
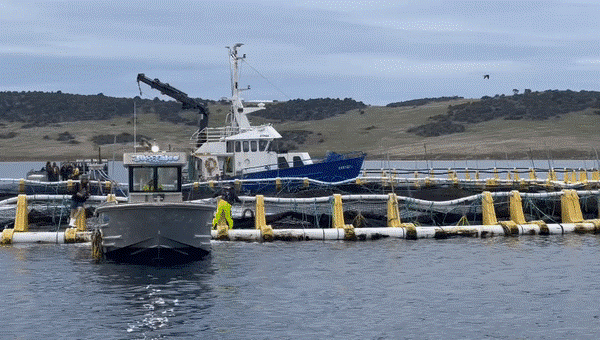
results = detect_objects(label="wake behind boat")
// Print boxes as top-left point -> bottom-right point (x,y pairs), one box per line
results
95,151 -> 214,264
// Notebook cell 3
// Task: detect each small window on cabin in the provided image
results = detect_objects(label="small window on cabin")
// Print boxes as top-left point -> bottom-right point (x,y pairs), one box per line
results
226,141 -> 234,153
259,140 -> 268,151
131,167 -> 155,192
293,156 -> 304,167
278,157 -> 289,169
157,167 -> 180,192
251,140 -> 257,152
235,141 -> 241,152
243,141 -> 249,152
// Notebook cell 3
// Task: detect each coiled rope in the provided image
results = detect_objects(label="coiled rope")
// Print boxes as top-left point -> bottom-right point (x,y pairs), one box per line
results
91,229 -> 103,262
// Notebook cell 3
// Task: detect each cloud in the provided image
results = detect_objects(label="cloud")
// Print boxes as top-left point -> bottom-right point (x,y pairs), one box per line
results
1,0 -> 599,104
278,53 -> 526,79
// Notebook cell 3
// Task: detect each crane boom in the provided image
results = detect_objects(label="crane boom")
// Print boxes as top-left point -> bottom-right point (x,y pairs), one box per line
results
136,73 -> 209,147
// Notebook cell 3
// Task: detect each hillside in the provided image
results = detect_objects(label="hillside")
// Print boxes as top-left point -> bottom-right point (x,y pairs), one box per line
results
1,90 -> 600,161
0,91 -> 212,126
407,90 -> 600,137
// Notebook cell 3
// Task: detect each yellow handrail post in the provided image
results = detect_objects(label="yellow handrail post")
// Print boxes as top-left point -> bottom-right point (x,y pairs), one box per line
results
561,190 -> 583,223
529,168 -> 536,180
332,194 -> 355,240
255,195 -> 273,241
18,179 -> 25,194
14,194 -> 29,232
387,193 -> 401,228
509,190 -> 526,225
332,194 -> 346,229
481,191 -> 498,226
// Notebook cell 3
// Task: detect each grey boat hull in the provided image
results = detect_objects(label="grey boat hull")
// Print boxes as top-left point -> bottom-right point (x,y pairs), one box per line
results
96,202 -> 214,264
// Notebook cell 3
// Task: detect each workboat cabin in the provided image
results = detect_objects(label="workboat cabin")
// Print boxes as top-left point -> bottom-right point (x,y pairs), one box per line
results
124,151 -> 187,203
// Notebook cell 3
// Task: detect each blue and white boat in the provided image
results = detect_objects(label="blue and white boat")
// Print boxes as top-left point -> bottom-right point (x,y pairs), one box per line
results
189,44 -> 365,189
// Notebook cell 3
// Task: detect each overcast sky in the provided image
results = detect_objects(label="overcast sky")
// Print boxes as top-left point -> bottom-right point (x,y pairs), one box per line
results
1,0 -> 599,105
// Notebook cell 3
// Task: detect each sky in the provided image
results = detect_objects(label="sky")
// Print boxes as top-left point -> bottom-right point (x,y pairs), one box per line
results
1,0 -> 599,105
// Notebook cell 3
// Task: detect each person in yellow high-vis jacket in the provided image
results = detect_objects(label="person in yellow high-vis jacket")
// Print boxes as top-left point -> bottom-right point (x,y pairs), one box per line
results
212,185 -> 240,229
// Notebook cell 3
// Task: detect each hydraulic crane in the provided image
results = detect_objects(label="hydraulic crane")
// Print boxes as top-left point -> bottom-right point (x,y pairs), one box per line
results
136,73 -> 208,147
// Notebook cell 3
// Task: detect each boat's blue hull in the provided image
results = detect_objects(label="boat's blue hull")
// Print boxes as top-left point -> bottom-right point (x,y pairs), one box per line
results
237,154 -> 365,194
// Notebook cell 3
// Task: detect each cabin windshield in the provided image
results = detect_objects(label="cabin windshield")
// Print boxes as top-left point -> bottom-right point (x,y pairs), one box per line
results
130,166 -> 181,192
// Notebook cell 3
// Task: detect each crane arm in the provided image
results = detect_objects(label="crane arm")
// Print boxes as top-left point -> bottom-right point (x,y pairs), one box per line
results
137,73 -> 209,147
136,73 -> 206,112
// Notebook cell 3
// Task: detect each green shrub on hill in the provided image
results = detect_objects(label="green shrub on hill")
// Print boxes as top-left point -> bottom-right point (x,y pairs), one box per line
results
407,90 -> 600,137
251,98 -> 367,121
387,96 -> 463,108
0,91 -> 212,126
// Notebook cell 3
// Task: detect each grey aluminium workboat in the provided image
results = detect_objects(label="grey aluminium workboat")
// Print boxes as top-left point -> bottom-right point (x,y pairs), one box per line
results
95,151 -> 214,264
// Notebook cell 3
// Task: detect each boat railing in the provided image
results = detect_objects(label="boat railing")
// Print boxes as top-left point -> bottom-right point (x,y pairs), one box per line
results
191,126 -> 256,144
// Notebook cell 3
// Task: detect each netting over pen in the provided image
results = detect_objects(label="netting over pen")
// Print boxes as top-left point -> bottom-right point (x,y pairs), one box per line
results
183,166 -> 600,202
224,190 -> 600,229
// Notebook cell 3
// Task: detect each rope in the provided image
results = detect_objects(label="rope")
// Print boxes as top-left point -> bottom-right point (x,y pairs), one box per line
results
241,59 -> 291,100
91,229 -> 103,262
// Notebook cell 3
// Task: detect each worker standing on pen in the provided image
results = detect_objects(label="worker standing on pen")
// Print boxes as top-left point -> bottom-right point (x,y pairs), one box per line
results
70,175 -> 90,227
212,185 -> 241,229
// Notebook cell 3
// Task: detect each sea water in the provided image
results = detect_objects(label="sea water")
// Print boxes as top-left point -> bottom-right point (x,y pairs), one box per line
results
1,236 -> 600,339
2,161 -> 600,339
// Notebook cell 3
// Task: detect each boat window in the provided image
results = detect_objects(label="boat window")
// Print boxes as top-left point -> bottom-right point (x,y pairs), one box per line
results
131,167 -> 155,192
243,141 -> 249,152
251,140 -> 257,152
226,141 -> 234,153
259,140 -> 268,151
157,167 -> 180,192
235,141 -> 241,152
130,166 -> 181,192
293,156 -> 304,167
278,157 -> 289,169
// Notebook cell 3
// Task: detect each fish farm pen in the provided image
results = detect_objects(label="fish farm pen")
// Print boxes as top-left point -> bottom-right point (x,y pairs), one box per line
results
2,165 -> 600,199
1,165 -> 600,244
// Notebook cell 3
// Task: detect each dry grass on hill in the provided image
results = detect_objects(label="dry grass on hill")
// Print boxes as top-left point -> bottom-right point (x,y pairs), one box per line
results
1,99 -> 599,161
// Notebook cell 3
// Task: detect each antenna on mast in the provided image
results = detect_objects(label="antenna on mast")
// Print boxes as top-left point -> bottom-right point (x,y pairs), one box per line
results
226,43 -> 251,129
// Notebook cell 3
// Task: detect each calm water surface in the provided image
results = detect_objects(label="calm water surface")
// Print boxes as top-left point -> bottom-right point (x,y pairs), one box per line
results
1,236 -> 600,339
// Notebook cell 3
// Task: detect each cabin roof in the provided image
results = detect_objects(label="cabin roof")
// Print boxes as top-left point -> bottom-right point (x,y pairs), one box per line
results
123,152 -> 188,166
224,125 -> 281,141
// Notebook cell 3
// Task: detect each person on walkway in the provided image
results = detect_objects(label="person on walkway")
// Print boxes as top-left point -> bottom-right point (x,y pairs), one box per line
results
212,185 -> 241,229
69,175 -> 90,227
60,163 -> 71,181
51,162 -> 59,182
71,166 -> 80,180
45,161 -> 52,181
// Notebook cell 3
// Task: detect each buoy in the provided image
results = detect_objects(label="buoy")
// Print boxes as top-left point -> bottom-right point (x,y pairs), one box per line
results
209,222 -> 599,242
13,231 -> 65,244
